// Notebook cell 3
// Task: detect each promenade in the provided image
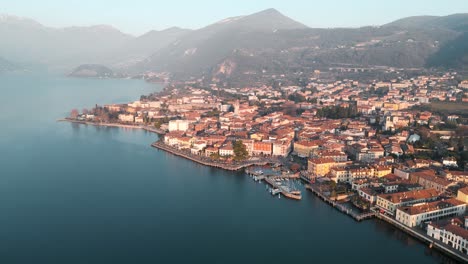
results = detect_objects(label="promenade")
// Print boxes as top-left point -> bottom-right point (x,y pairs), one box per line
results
375,212 -> 468,263
152,141 -> 272,171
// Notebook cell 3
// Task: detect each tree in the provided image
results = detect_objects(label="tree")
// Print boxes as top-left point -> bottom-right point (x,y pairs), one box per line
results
290,163 -> 301,172
233,140 -> 249,161
70,109 -> 79,119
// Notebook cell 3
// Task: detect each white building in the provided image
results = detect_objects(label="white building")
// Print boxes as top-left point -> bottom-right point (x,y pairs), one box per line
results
168,120 -> 190,132
427,217 -> 468,255
272,140 -> 292,157
395,198 -> 466,227
118,114 -> 134,123
376,189 -> 439,215
443,157 -> 458,167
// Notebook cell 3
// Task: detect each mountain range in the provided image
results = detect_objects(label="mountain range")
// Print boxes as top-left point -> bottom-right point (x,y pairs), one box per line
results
0,9 -> 467,78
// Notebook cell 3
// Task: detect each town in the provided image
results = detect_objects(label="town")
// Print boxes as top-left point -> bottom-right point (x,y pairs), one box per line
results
66,67 -> 468,261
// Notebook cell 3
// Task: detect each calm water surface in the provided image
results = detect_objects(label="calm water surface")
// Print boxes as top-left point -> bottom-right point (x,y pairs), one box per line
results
0,73 -> 460,263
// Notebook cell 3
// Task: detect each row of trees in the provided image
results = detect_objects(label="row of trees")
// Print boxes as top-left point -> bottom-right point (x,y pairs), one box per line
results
316,104 -> 358,119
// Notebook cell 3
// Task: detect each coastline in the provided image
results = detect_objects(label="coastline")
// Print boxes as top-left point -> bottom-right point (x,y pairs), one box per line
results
151,140 -> 271,171
376,212 -> 468,263
57,118 -> 166,135
58,119 -> 468,262
58,119 -> 270,171
302,180 -> 468,263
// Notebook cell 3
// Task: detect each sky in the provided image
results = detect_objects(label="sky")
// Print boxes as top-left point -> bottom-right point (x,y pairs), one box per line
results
1,0 -> 467,36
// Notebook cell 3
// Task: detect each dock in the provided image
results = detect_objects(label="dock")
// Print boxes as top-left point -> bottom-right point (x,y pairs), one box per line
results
264,177 -> 302,200
305,184 -> 375,221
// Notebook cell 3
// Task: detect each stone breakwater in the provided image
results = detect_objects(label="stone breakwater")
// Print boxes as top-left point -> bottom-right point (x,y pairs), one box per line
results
151,141 -> 271,171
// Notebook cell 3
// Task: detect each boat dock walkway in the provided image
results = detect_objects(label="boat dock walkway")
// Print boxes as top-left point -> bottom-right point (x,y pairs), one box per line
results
305,184 -> 375,222
263,177 -> 302,200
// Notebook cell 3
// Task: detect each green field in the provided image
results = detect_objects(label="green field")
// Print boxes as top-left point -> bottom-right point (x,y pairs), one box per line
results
419,101 -> 468,116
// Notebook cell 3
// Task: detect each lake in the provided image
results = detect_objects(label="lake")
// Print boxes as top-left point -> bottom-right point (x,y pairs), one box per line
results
0,73 -> 459,263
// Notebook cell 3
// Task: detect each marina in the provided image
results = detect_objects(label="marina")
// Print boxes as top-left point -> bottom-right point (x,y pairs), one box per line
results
246,167 -> 302,200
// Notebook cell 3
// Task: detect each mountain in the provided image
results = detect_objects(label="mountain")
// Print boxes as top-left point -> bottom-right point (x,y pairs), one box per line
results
69,64 -> 113,78
2,10 -> 468,77
134,11 -> 467,79
387,14 -> 468,69
384,14 -> 468,31
134,8 -> 309,76
0,14 -> 190,71
426,32 -> 468,69
112,27 -> 191,68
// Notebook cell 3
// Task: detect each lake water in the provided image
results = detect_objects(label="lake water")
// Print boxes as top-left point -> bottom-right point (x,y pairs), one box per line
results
0,73 -> 460,263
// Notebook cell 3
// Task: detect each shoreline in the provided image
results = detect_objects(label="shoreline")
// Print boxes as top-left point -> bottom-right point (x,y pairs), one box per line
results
57,118 -> 166,135
151,141 -> 271,171
59,119 -> 468,262
58,118 -> 270,171
302,180 -> 468,263
375,212 -> 468,263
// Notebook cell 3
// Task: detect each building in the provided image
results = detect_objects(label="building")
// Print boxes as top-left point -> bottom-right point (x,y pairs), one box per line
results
395,198 -> 466,227
330,167 -> 350,183
168,120 -> 190,132
205,147 -> 219,157
373,165 -> 392,178
294,140 -> 320,158
118,114 -> 134,123
272,140 -> 292,157
418,174 -> 455,194
457,187 -> 468,203
427,217 -> 468,255
376,189 -> 439,215
308,158 -> 336,176
219,143 -> 234,156
252,141 -> 272,156
443,157 -> 458,167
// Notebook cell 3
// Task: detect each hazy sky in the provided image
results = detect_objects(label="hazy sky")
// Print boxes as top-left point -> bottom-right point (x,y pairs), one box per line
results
2,0 -> 467,35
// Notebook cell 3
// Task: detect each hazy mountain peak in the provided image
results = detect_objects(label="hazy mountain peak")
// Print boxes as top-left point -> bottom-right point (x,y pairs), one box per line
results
253,8 -> 282,16
238,8 -> 308,30
0,14 -> 43,27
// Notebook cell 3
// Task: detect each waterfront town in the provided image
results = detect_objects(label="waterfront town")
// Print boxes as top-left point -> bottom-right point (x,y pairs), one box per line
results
66,68 -> 468,261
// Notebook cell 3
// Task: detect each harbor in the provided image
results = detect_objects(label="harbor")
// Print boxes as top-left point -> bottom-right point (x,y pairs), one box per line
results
246,167 -> 302,200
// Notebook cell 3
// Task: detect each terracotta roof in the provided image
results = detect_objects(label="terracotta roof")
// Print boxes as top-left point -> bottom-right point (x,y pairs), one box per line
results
398,198 -> 465,215
309,157 -> 335,164
378,189 -> 439,203
459,187 -> 468,195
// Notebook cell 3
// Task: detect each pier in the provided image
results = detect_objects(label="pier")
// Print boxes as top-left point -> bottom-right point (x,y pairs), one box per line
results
305,184 -> 375,221
263,177 -> 302,200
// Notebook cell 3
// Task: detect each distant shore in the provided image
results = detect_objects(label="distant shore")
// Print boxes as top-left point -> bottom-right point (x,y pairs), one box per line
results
57,118 -> 166,135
